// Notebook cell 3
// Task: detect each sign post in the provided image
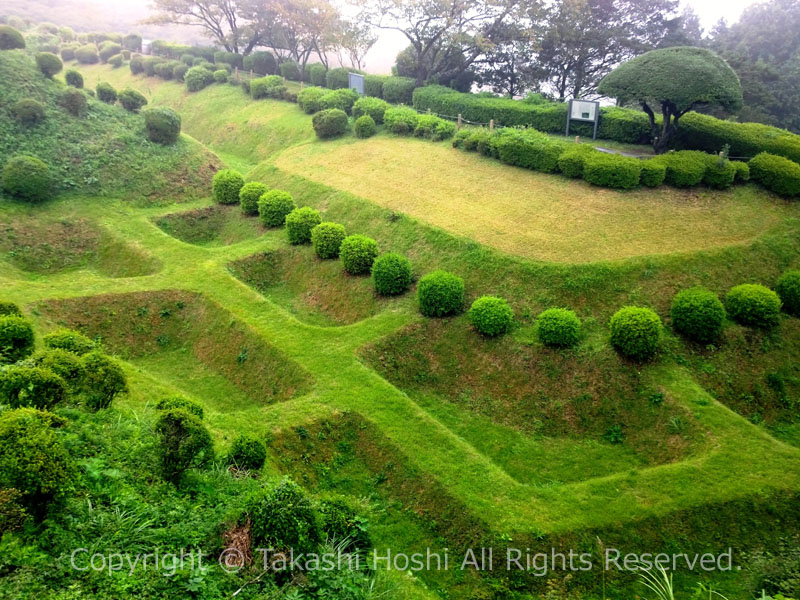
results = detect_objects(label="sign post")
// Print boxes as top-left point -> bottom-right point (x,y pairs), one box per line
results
565,99 -> 600,140
348,72 -> 365,96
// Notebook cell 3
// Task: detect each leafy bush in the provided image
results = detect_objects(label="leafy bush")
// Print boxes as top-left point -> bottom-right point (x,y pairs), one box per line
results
702,158 -> 736,190
725,284 -> 782,328
239,181 -> 269,216
98,42 -> 122,63
384,106 -> 419,135
536,308 -> 581,348
107,53 -> 123,68
297,86 -> 327,114
279,60 -> 301,81
732,160 -> 750,183
640,160 -> 667,187
212,169 -> 245,205
43,329 -> 96,355
382,76 -> 416,104
74,44 -> 99,64
214,50 -> 242,69
129,54 -> 144,74
227,434 -> 267,471
118,87 -> 147,112
463,129 -> 492,153
0,365 -> 66,409
242,51 -> 276,75
184,66 -> 214,92
654,151 -> 708,187
319,499 -> 371,551
320,88 -> 359,114
494,129 -> 566,174
60,45 -> 76,61
0,302 -> 21,317
155,395 -> 204,418
325,67 -> 350,89
59,88 -> 87,117
1,155 -> 51,203
12,99 -> 45,125
748,152 -> 800,198
775,271 -> 800,317
153,61 -> 176,79
418,270 -> 464,317
95,81 -> 117,104
469,296 -> 513,337
582,152 -> 642,189
65,69 -> 83,88
143,107 -> 182,145
352,97 -> 391,124
413,114 -> 456,140
312,108 -> 348,138
213,68 -> 228,83
172,63 -> 188,81
306,62 -> 326,86
123,33 -> 142,52
82,352 -> 127,410
365,74 -> 388,98
557,146 -> 596,178
30,349 -> 85,390
311,222 -> 347,259
155,408 -> 213,483
354,114 -> 377,138
286,207 -> 322,245
143,56 -> 163,76
249,75 -> 285,99
258,190 -> 296,227
609,306 -> 662,361
35,52 -> 62,77
0,25 -> 26,50
246,478 -> 320,553
670,287 -> 726,343
372,252 -> 412,295
340,234 -> 379,275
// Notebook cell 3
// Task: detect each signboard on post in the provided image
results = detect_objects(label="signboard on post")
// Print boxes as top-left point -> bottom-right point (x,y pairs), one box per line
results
565,99 -> 600,139
348,72 -> 365,96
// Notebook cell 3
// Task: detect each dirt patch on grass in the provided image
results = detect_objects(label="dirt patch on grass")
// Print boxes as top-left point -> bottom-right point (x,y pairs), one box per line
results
154,204 -> 265,246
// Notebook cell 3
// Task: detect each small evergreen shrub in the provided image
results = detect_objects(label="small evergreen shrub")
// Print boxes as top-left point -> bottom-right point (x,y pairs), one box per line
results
382,76 -> 415,104
325,67 -> 351,89
372,253 -> 412,295
670,287 -> 726,343
155,408 -> 213,483
306,62 -> 326,86
655,151 -> 708,188
340,234 -> 379,275
452,128 -> 471,148
725,284 -> 782,328
319,499 -> 371,552
582,153 -> 642,189
354,114 -> 377,138
249,75 -> 285,99
413,114 -> 456,140
297,86 -> 327,114
82,352 -> 127,410
279,60 -> 301,81
35,52 -> 62,77
320,88 -> 359,114
129,54 -> 144,74
536,308 -> 581,348
0,301 -> 21,316
65,69 -> 84,88
227,434 -> 267,471
285,207 -> 322,245
60,45 -> 76,61
12,99 -> 45,125
609,306 -> 662,361
213,68 -> 228,83
246,478 -> 320,553
732,161 -> 750,183
172,63 -> 188,81
30,349 -> 85,390
365,74 -> 388,98
59,88 -> 87,116
258,190 -> 296,227
74,44 -> 99,64
702,158 -> 736,190
0,25 -> 25,50
155,395 -> 204,419
107,53 -> 123,68
239,182 -> 269,215
184,66 -> 214,92
212,169 -> 245,205
143,107 -> 181,145
748,152 -> 800,198
243,51 -> 277,76
384,107 -> 419,134
98,42 -> 122,63
312,108 -> 348,138
2,155 -> 51,203
95,81 -> 117,104
775,271 -> 800,316
311,222 -> 347,259
469,296 -> 513,337
639,160 -> 667,187
0,366 -> 66,409
418,270 -> 464,317
352,97 -> 391,123
118,88 -> 147,112
43,329 -> 96,355
557,147 -> 593,178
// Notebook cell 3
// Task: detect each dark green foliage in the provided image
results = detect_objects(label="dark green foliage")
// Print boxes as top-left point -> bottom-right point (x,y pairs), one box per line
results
172,63 -> 188,81
155,395 -> 204,419
249,75 -> 285,99
154,408 -> 213,483
279,60 -> 301,81
59,87 -> 87,117
582,153 -> 642,189
536,308 -> 582,348
95,81 -> 117,104
609,306 -> 662,361
238,181 -> 269,215
118,87 -> 147,112
107,54 -> 123,68
670,287 -> 726,343
354,114 -> 377,138
184,66 -> 214,92
320,88 -> 359,114
129,54 -> 144,75
243,51 -> 277,76
74,44 -> 98,64
340,234 -> 379,275
306,62 -> 326,86
143,107 -> 181,145
325,67 -> 350,89
312,108 -> 348,138
382,76 -> 416,104
213,50 -> 242,69
469,295 -> 513,337
776,271 -> 800,316
748,152 -> 800,198
732,161 -> 750,183
258,189 -> 296,227
654,151 -> 708,187
0,365 -> 66,409
98,42 -> 122,63
12,99 -> 45,125
352,97 -> 391,124
414,114 -> 457,140
311,222 -> 347,259
213,68 -> 228,83
285,206 -> 322,245
35,52 -> 62,78
494,129 -> 566,174
451,128 -> 471,148
212,169 -> 245,205
0,301 -> 21,317
639,160 -> 667,187
153,61 -> 176,79
82,352 -> 127,410
725,284 -> 782,328
365,74 -> 388,98
319,499 -> 371,551
557,146 -> 596,178
418,270 -> 464,317
227,433 -> 267,471
371,252 -> 412,295
1,155 -> 51,202
30,349 -> 85,390
297,86 -> 327,114
703,158 -> 736,190
60,45 -> 76,62
0,25 -> 25,50
384,106 -> 419,134
43,329 -> 96,355
122,33 -> 142,52
65,69 -> 83,88
246,478 -> 320,553
142,57 -> 163,77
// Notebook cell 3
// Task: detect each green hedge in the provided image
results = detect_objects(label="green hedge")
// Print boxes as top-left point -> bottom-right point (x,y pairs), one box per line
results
297,86 -> 327,114
493,129 -> 566,174
352,97 -> 391,124
285,207 -> 321,245
382,77 -> 416,105
365,74 -> 388,98
143,107 -> 181,145
311,222 -> 347,259
748,152 -> 800,198
725,284 -> 782,328
319,88 -> 359,115
0,315 -> 35,364
2,155 -> 51,202
670,287 -> 726,343
653,151 -> 708,188
582,153 -> 642,190
372,253 -> 412,296
536,308 -> 581,348
258,190 -> 295,227
238,181 -> 268,215
212,169 -> 244,205
312,108 -> 348,138
469,296 -> 513,337
775,271 -> 800,316
418,270 -> 464,317
384,107 -> 419,135
354,115 -> 377,138
609,306 -> 662,361
340,234 -> 379,275
250,75 -> 285,99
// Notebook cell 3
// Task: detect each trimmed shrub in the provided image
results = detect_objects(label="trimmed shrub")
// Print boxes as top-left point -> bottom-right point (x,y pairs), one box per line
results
0,301 -> 21,317
12,99 -> 45,125
227,434 -> 267,471
305,62 -> 326,86
382,76 -> 416,104
123,33 -> 142,52
130,54 -> 144,74
365,74 -> 388,98
354,114 -> 377,138
258,190 -> 296,227
312,108 -> 348,138
239,181 -> 269,215
107,53 -> 123,68
670,287 -> 726,343
702,158 -> 736,190
213,50 -> 242,69
153,61 -> 176,79
0,25 -> 26,50
311,222 -> 347,259
243,51 -> 277,76
325,67 -> 351,89
184,66 -> 214,92
143,107 -> 181,145
155,395 -> 204,419
60,45 -> 76,61
582,152 -> 642,189
172,63 -> 188,81
285,207 -> 322,245
35,52 -> 62,78
748,152 -> 800,198
0,366 -> 66,409
297,86 -> 327,114
352,97 -> 391,124
413,114 -> 448,139
494,129 -> 566,174
98,42 -> 122,63
30,349 -> 85,390
59,88 -> 87,117
65,69 -> 83,88
609,306 -> 662,361
143,57 -> 163,76
452,128 -> 471,148
246,478 -> 320,553
95,81 -> 117,104
155,408 -> 213,483
250,75 -> 285,99
775,271 -> 800,316
339,234 -> 379,275
82,352 -> 127,410
557,146 -> 596,178
725,284 -> 782,328
213,68 -> 228,83
320,88 -> 359,114
536,308 -> 581,348
212,169 -> 245,205
469,296 -> 513,337
372,252 -> 412,295
74,44 -> 99,64
43,328 -> 96,355
384,106 -> 419,135
118,88 -> 147,112
279,60 -> 301,81
418,270 -> 464,317
732,161 -> 750,183
654,151 -> 708,188
2,155 -> 51,203
640,160 -> 667,187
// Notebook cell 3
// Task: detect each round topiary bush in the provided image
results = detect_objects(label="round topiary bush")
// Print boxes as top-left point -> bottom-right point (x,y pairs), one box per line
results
732,161 -> 750,183
725,284 -> 782,328
609,306 -> 662,361
418,270 -> 464,317
43,328 -> 96,355
107,53 -> 123,68
173,63 -> 188,81
155,408 -> 213,483
74,44 -> 99,64
212,68 -> 227,83
143,107 -> 181,145
65,69 -> 83,88
312,108 -> 348,139
95,81 -> 117,104
12,99 -> 45,125
0,25 -> 25,50
0,301 -> 21,317
297,86 -> 328,114
155,395 -> 204,419
246,478 -> 320,554
670,287 -> 725,343
372,252 -> 412,295
339,234 -> 379,275
2,155 -> 51,203
238,181 -> 269,216
227,434 -> 267,471
35,52 -> 62,78
285,207 -> 322,245
354,114 -> 377,138
81,352 -> 127,410
311,222 -> 347,259
30,349 -> 85,390
319,89 -> 359,114
536,308 -> 581,348
0,365 -> 67,409
469,296 -> 514,337
212,169 -> 245,205
775,271 -> 800,317
118,87 -> 147,112
184,66 -> 214,92
258,189 -> 296,227
703,159 -> 736,190
59,87 -> 87,116
352,97 -> 391,123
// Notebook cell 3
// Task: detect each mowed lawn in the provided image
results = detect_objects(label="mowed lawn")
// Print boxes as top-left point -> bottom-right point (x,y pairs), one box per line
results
276,136 -> 796,263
